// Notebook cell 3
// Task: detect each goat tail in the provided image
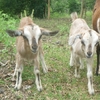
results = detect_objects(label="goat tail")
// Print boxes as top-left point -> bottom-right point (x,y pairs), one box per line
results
97,18 -> 100,33
71,12 -> 78,22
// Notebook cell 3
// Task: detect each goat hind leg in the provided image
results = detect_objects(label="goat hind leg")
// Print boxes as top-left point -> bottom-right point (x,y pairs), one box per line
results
12,63 -> 17,81
74,56 -> 80,78
80,57 -> 84,69
70,51 -> 74,67
39,47 -> 48,73
74,65 -> 80,78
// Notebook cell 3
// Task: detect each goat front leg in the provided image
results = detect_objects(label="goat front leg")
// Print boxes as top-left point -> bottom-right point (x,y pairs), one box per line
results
79,57 -> 84,69
87,58 -> 94,95
13,53 -> 23,90
34,57 -> 42,91
14,59 -> 23,90
39,46 -> 48,73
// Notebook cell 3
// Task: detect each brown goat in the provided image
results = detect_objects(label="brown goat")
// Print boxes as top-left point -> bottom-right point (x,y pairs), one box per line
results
6,17 -> 58,91
92,0 -> 100,75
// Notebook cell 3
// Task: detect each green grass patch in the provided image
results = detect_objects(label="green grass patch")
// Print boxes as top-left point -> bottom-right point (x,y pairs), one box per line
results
0,79 -> 5,85
1,11 -> 100,100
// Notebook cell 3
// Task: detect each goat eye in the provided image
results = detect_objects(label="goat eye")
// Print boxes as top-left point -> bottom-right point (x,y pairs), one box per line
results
95,42 -> 99,46
81,40 -> 85,45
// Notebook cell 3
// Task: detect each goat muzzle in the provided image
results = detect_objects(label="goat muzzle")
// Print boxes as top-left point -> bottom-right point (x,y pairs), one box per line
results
31,45 -> 38,53
86,51 -> 92,58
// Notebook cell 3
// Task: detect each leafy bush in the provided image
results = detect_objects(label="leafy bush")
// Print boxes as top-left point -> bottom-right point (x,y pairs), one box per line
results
0,11 -> 18,61
0,11 -> 18,45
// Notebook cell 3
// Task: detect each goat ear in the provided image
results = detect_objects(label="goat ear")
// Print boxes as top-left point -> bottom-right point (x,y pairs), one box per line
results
68,34 -> 82,45
6,30 -> 23,37
40,28 -> 59,36
68,35 -> 76,46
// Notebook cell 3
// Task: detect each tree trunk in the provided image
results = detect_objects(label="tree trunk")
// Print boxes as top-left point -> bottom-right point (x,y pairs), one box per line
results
80,0 -> 86,18
48,0 -> 50,19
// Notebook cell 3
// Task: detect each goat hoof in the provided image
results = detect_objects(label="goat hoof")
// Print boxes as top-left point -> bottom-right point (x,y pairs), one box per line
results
37,88 -> 42,92
39,88 -> 42,92
11,77 -> 16,82
74,74 -> 80,78
14,87 -> 19,91
96,69 -> 100,76
69,63 -> 73,67
80,66 -> 84,69
43,67 -> 48,73
37,86 -> 43,92
88,87 -> 94,95
98,72 -> 100,75
43,70 -> 48,73
14,85 -> 21,91
95,72 -> 100,76
89,90 -> 95,95
95,73 -> 98,76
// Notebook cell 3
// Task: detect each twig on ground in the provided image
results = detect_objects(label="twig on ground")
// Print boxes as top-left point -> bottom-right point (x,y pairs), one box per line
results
0,60 -> 10,67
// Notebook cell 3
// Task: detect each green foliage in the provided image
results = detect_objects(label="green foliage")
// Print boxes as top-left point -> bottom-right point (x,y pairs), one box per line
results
51,0 -> 95,15
85,0 -> 95,10
0,11 -> 17,62
0,11 -> 17,46
0,0 -> 47,18
68,0 -> 80,13
51,0 -> 68,13
0,0 -> 95,18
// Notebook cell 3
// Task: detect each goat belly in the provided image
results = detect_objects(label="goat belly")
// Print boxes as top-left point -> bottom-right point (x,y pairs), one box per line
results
19,49 -> 37,60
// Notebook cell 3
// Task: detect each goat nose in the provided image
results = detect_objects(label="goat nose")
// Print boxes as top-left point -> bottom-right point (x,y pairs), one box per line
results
32,46 -> 37,50
87,51 -> 92,57
31,46 -> 37,53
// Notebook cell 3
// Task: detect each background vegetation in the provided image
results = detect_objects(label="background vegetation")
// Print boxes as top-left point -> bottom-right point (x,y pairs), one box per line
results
1,0 -> 100,100
0,0 -> 95,18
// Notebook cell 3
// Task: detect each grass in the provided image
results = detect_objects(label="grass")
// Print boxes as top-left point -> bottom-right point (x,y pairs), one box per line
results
1,12 -> 100,100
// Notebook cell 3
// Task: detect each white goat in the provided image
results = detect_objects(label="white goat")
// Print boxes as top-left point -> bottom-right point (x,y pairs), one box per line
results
6,17 -> 58,91
68,12 -> 100,95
